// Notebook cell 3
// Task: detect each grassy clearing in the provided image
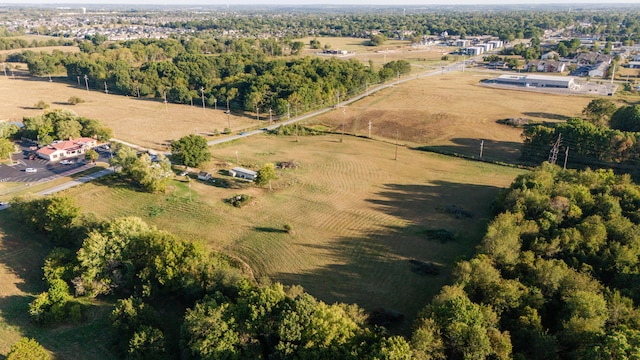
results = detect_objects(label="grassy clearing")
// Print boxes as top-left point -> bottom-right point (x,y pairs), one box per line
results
312,70 -> 596,164
57,135 -> 525,334
0,75 -> 257,151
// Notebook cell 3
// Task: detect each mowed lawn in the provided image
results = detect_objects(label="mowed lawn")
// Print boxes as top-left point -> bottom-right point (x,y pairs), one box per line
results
0,75 -> 257,150
60,135 -> 525,333
313,70 -> 595,163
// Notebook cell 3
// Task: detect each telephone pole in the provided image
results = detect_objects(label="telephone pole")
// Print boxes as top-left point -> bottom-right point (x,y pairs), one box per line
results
200,87 -> 205,112
287,103 -> 291,119
368,120 -> 372,138
394,129 -> 399,160
563,146 -> 569,169
84,75 -> 89,92
480,140 -> 484,159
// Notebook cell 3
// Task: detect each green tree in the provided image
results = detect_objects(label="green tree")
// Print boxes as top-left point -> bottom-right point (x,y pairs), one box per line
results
170,134 -> 211,168
0,138 -> 16,160
85,148 -> 99,163
583,99 -> 617,127
370,34 -> 386,46
610,105 -> 640,132
7,338 -> 50,360
255,163 -> 276,188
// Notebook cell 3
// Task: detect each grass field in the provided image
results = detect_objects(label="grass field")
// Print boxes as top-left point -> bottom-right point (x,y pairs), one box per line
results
312,70 -> 597,163
0,75 -> 256,151
49,135 -> 526,335
0,45 -> 629,354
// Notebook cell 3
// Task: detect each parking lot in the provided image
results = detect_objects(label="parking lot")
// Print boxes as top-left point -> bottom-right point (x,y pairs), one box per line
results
0,140 -> 111,183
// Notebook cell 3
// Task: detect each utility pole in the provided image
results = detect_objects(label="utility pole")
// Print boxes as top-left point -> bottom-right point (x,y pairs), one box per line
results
84,75 -> 89,92
341,107 -> 345,143
563,146 -> 569,169
235,149 -> 239,163
163,90 -> 168,112
256,105 -> 259,121
287,103 -> 291,119
214,98 -> 217,110
368,120 -> 372,138
76,75 -> 80,86
394,129 -> 399,160
480,140 -> 484,159
269,108 -> 273,123
548,133 -> 562,165
104,81 -> 108,94
200,87 -> 205,112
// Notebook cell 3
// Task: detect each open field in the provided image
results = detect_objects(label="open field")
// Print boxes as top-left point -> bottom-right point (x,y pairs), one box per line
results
0,45 -> 79,57
301,36 -> 452,70
51,135 -> 526,334
312,70 -> 597,163
0,75 -> 257,150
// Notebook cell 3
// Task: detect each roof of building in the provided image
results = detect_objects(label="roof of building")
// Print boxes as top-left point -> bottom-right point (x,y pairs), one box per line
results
37,137 -> 97,156
231,167 -> 257,176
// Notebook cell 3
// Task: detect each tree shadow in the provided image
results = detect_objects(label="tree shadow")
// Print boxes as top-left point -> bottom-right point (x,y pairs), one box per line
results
254,226 -> 288,233
416,138 -> 523,164
272,181 -> 506,335
522,112 -> 571,121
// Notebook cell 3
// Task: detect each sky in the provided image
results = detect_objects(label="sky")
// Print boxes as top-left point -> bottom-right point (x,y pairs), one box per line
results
2,0 -> 640,5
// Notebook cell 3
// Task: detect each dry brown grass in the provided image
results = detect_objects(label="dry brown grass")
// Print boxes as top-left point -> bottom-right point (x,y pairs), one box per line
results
300,36 -> 451,70
0,75 -> 257,150
0,45 -> 79,57
312,70 -> 596,163
62,135 -> 525,333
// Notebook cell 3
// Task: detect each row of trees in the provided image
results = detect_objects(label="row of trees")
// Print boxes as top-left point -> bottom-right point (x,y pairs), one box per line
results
21,108 -> 112,146
521,102 -> 640,178
9,195 -> 412,358
410,164 -> 640,359
22,37 -> 402,115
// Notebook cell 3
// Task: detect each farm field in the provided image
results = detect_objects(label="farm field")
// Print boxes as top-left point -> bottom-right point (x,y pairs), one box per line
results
301,36 -> 453,70
53,135 -> 525,334
0,74 -> 257,150
0,45 -> 79,57
312,70 -> 596,163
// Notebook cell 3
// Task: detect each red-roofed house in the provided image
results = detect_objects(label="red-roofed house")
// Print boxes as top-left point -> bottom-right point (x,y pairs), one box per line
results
36,137 -> 98,161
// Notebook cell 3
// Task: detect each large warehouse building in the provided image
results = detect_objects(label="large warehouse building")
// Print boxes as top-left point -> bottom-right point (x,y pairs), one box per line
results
494,74 -> 578,90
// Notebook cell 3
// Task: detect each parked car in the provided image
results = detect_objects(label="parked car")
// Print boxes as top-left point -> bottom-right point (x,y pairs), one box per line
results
60,160 -> 74,165
25,168 -> 37,173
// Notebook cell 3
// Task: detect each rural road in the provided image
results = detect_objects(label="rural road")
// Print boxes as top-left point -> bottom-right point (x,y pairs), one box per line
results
206,57 -> 475,146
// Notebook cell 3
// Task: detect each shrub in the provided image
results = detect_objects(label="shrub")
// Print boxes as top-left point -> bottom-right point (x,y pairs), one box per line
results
283,224 -> 293,233
68,96 -> 85,105
34,100 -> 49,109
225,194 -> 252,208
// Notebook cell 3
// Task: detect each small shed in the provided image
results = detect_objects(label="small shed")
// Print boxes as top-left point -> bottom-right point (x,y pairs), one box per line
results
230,167 -> 257,181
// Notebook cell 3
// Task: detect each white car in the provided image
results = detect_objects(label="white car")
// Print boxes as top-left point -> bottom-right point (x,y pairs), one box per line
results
25,167 -> 37,173
60,160 -> 74,165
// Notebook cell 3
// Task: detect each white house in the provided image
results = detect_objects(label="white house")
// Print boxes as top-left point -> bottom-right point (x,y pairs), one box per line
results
541,51 -> 559,60
230,167 -> 257,181
36,137 -> 97,161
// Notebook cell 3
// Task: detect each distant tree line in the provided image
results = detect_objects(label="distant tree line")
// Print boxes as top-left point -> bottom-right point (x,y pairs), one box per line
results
163,10 -> 640,44
0,37 -> 74,51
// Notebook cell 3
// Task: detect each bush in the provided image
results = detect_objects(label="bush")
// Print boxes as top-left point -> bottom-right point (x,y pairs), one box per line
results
225,194 -> 252,208
283,224 -> 293,233
34,100 -> 49,109
68,96 -> 85,105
